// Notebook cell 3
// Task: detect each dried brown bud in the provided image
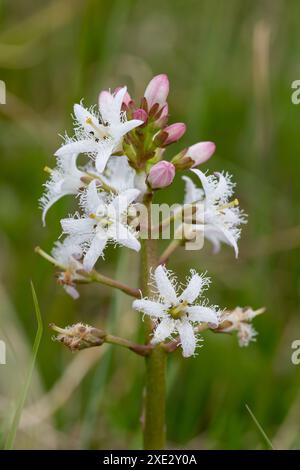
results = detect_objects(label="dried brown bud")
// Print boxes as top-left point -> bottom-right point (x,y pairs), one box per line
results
50,322 -> 106,351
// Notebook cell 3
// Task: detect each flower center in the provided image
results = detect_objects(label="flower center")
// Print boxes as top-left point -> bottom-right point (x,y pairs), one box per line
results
169,300 -> 188,319
86,117 -> 111,140
89,212 -> 113,229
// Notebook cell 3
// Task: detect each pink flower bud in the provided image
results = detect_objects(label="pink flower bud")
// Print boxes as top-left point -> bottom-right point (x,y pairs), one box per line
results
187,141 -> 216,166
164,123 -> 186,145
148,161 -> 175,189
133,108 -> 148,122
144,74 -> 169,109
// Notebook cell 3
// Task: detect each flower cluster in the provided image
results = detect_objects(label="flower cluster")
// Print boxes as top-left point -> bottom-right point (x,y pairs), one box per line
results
39,73 -> 263,356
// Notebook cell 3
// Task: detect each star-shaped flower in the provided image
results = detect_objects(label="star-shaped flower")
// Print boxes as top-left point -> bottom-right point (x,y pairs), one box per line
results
133,265 -> 219,357
55,87 -> 143,173
61,180 -> 141,271
183,169 -> 247,257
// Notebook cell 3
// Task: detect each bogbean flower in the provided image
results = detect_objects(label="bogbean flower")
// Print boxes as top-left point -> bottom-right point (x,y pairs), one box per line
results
55,87 -> 143,173
51,240 -> 85,299
61,180 -> 141,271
133,265 -> 219,357
40,153 -> 85,225
183,169 -> 247,257
219,306 -> 265,347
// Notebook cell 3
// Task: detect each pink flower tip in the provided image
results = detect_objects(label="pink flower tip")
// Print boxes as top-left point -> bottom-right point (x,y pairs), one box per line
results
164,123 -> 186,145
187,141 -> 216,166
133,108 -> 148,122
148,161 -> 175,189
113,86 -> 132,107
144,74 -> 169,110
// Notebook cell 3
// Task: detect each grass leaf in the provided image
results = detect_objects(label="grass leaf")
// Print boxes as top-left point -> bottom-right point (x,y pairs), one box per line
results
4,282 -> 43,450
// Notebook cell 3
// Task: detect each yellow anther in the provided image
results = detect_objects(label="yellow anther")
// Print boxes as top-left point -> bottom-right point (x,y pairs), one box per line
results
86,116 -> 110,139
44,166 -> 53,174
219,198 -> 239,210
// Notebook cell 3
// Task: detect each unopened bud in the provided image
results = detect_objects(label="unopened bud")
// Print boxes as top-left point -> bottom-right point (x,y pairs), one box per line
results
187,141 -> 216,167
172,141 -> 216,170
144,74 -> 169,110
163,123 -> 186,145
133,108 -> 148,123
147,161 -> 175,189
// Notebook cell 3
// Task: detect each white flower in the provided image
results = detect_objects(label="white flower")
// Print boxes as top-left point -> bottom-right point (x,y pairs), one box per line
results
183,169 -> 247,257
52,240 -> 84,299
55,87 -> 143,173
40,153 -> 85,226
61,180 -> 141,271
133,265 -> 219,357
220,306 -> 265,347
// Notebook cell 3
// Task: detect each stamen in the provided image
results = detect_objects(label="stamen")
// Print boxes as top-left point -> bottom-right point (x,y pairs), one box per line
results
219,198 -> 239,210
44,166 -> 53,174
86,117 -> 110,139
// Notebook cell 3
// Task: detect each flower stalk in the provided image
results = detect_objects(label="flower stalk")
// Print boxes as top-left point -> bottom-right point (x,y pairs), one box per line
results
141,195 -> 167,450
35,246 -> 140,298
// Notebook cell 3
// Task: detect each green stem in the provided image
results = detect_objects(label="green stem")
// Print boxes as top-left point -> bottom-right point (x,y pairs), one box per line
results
35,247 -> 140,298
141,195 -> 167,450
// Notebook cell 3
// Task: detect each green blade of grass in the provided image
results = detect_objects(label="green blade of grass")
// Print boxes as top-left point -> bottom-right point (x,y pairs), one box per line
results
245,403 -> 274,450
4,282 -> 43,450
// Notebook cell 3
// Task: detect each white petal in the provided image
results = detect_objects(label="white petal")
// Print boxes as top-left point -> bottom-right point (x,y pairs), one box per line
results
95,140 -> 114,173
41,191 -> 69,227
98,90 -> 115,124
61,217 -> 94,236
214,172 -> 234,202
186,306 -> 219,326
132,299 -> 166,318
191,169 -> 213,202
154,265 -> 177,304
82,180 -> 104,214
74,103 -> 98,132
152,318 -> 175,344
182,176 -> 203,204
83,231 -> 108,271
64,285 -> 80,299
218,225 -> 239,257
102,156 -> 136,192
177,321 -> 197,357
113,86 -> 127,115
108,222 -> 140,251
108,189 -> 140,217
55,139 -> 99,157
178,272 -> 208,303
110,120 -> 143,141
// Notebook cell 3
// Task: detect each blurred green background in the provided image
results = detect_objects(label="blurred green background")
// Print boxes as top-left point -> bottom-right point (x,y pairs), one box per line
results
1,0 -> 300,450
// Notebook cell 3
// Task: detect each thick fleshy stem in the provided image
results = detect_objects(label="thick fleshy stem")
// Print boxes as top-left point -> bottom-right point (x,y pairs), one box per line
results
141,194 -> 167,450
